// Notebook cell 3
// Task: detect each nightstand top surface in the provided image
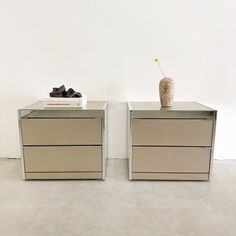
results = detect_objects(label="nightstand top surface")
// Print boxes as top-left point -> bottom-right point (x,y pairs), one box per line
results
21,100 -> 107,111
128,102 -> 215,111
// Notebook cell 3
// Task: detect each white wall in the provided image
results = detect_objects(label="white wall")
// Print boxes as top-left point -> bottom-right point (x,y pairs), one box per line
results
0,0 -> 235,159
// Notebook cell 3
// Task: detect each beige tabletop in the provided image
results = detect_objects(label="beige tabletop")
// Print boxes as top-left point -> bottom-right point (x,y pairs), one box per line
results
21,101 -> 107,111
128,102 -> 215,111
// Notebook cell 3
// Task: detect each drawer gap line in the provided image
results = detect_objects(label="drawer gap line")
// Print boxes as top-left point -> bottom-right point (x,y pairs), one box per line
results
132,145 -> 212,148
132,172 -> 209,174
26,171 -> 102,173
23,144 -> 102,147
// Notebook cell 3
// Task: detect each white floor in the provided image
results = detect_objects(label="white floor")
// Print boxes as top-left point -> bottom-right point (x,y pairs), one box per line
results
0,158 -> 236,236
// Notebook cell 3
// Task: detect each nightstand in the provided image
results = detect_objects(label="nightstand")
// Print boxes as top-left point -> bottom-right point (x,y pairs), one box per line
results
18,101 -> 107,180
128,102 -> 217,181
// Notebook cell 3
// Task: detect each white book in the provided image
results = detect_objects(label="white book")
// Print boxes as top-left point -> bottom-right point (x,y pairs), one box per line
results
43,95 -> 87,108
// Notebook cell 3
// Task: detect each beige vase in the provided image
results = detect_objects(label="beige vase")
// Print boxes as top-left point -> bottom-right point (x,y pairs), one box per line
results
159,77 -> 174,107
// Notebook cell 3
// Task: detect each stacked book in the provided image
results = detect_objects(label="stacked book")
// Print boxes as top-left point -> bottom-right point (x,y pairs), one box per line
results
43,96 -> 87,108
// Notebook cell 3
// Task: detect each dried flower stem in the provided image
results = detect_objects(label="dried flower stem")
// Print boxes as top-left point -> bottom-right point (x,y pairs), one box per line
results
155,58 -> 167,77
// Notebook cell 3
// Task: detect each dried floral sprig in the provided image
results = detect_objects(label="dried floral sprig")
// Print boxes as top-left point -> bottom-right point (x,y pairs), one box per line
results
155,58 -> 167,77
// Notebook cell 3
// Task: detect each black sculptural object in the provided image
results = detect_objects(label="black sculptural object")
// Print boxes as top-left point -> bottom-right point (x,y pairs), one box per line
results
49,85 -> 82,98
49,85 -> 66,97
65,88 -> 82,98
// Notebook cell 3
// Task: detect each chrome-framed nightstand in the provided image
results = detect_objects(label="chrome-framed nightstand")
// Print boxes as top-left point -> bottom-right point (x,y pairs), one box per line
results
128,102 -> 217,181
18,101 -> 108,180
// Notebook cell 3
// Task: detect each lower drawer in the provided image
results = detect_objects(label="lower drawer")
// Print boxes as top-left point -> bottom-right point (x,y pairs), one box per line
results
25,172 -> 102,180
24,146 -> 101,172
132,173 -> 209,181
132,147 -> 211,173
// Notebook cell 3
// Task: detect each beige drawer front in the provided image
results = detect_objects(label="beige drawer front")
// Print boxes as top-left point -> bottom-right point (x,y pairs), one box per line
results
21,118 -> 101,145
132,147 -> 210,173
24,146 -> 101,172
132,173 -> 209,180
132,119 -> 213,146
25,172 -> 102,180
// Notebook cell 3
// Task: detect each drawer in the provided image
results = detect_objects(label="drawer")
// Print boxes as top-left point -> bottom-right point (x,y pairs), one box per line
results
132,173 -> 209,181
132,119 -> 213,146
132,147 -> 211,173
24,146 -> 101,172
25,172 -> 102,180
21,118 -> 101,145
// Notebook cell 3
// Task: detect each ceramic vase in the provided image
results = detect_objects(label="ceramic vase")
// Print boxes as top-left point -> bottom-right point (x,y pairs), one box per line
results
159,77 -> 174,107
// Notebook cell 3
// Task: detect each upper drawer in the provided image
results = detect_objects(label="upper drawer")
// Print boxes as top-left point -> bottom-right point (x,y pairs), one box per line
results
132,119 -> 213,146
21,118 -> 101,145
